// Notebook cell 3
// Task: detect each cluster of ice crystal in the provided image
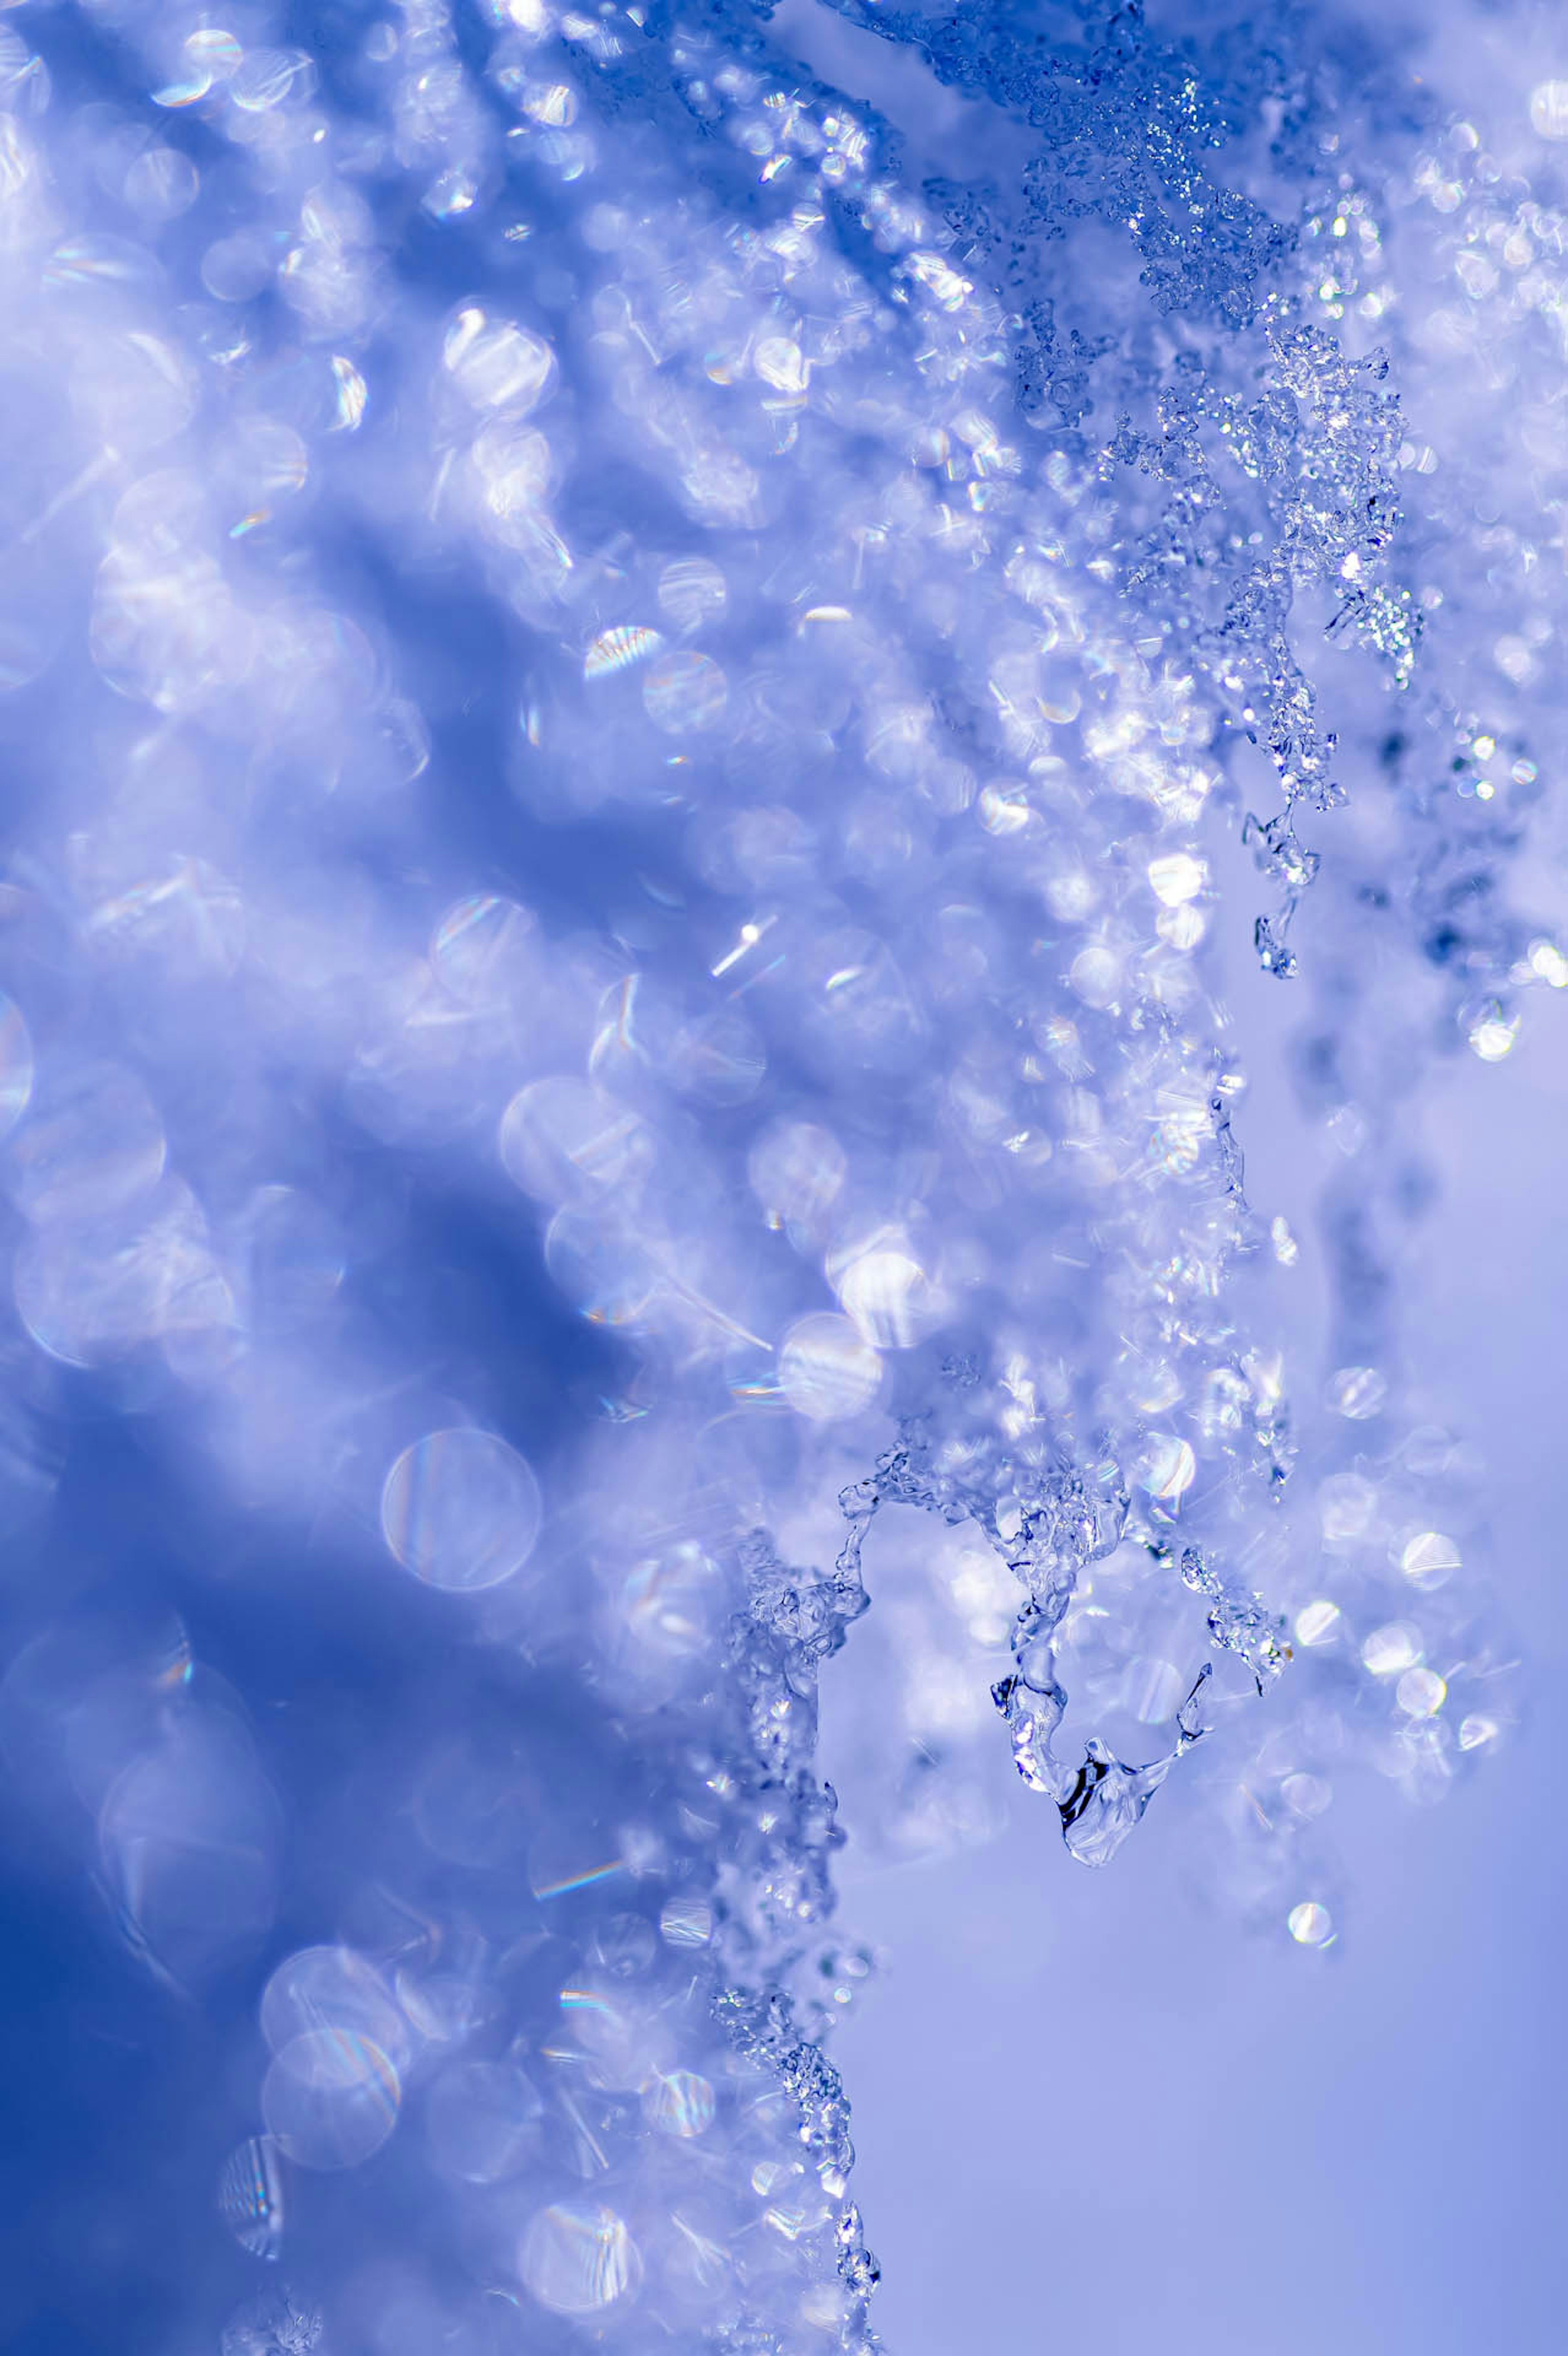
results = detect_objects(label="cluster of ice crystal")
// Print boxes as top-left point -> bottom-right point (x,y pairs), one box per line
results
0,0 -> 1552,2347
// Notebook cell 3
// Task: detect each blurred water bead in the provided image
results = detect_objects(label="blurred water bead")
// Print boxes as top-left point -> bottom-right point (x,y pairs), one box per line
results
329,354 -> 367,431
610,1542 -> 728,1698
425,2061 -> 544,2183
748,1121 -> 846,1230
243,1187 -> 345,1333
0,1389 -> 60,1536
230,47 -> 316,114
98,1713 -> 283,1984
1147,852 -> 1206,905
154,27 -> 243,107
414,1737 -> 534,1870
543,1206 -> 661,1326
1530,81 -> 1568,139
642,650 -> 727,733
1294,1600 -> 1343,1647
424,166 -> 480,223
399,1972 -> 501,2049
444,306 -> 556,415
584,624 -> 662,680
644,2069 -> 715,2138
836,1248 -> 939,1349
432,895 -> 537,1007
1138,1433 -> 1196,1506
658,557 -> 727,631
590,975 -> 764,1106
521,2202 -> 639,2316
261,1946 -> 414,2075
1400,1529 -> 1461,1587
1281,1773 -> 1333,1820
1460,1714 -> 1501,1752
801,929 -> 923,1072
472,421 -> 555,533
1398,1666 -> 1448,1717
1319,1472 -> 1378,1542
123,145 -> 199,223
13,1186 -> 232,1370
381,1429 -> 543,1593
7,1060 -> 165,1228
87,856 -> 246,979
201,232 -> 276,304
262,2029 -> 401,2171
0,571 -> 60,694
1467,1003 -> 1517,1062
1069,943 -> 1121,1010
218,2133 -> 285,2259
1362,1622 -> 1423,1677
779,1313 -> 882,1423
659,1895 -> 713,1948
1287,1901 -> 1336,1948
499,1076 -> 653,1204
1327,1365 -> 1388,1420
0,993 -> 31,1139
664,1005 -> 767,1106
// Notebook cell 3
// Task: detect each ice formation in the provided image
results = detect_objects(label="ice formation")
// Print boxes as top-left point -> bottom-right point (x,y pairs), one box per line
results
0,0 -> 1552,2348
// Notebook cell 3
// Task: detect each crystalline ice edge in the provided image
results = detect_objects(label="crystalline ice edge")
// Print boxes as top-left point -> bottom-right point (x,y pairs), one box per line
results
0,0 -> 1551,2348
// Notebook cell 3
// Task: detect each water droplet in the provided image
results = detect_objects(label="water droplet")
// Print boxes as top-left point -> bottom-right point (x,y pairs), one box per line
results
836,1248 -> 936,1350
644,2069 -> 715,2137
230,48 -> 316,114
1361,1622 -> 1422,1677
425,2061 -> 543,2183
261,1946 -> 414,2074
642,650 -> 727,734
1467,1004 -> 1517,1061
1397,1665 -> 1447,1717
0,994 -> 33,1140
499,1077 -> 652,1204
521,2203 -> 639,2314
7,1061 -> 165,1228
1294,1599 -> 1342,1647
1399,1529 -> 1461,1587
381,1429 -> 543,1593
218,2133 -> 285,2259
444,310 -> 555,415
584,624 -> 662,680
1287,1900 -> 1335,1947
659,1895 -> 713,1948
328,354 -> 367,432
778,1313 -> 882,1423
1138,1434 -> 1195,1504
261,2028 -> 400,2170
1327,1365 -> 1387,1420
1147,852 -> 1205,905
657,557 -> 727,630
1530,80 -> 1568,139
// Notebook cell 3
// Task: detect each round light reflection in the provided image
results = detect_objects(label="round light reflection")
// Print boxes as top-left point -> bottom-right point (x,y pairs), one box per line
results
381,1428 -> 542,1592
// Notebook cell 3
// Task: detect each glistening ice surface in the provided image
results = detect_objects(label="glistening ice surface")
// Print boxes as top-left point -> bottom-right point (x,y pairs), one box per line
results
0,1 -> 1558,2349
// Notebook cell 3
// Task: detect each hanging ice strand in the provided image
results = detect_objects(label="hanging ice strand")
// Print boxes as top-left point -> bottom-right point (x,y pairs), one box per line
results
0,1 -> 1543,2352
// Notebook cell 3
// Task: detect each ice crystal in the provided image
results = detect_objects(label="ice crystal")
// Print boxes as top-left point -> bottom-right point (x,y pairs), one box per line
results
0,0 -> 1547,2348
